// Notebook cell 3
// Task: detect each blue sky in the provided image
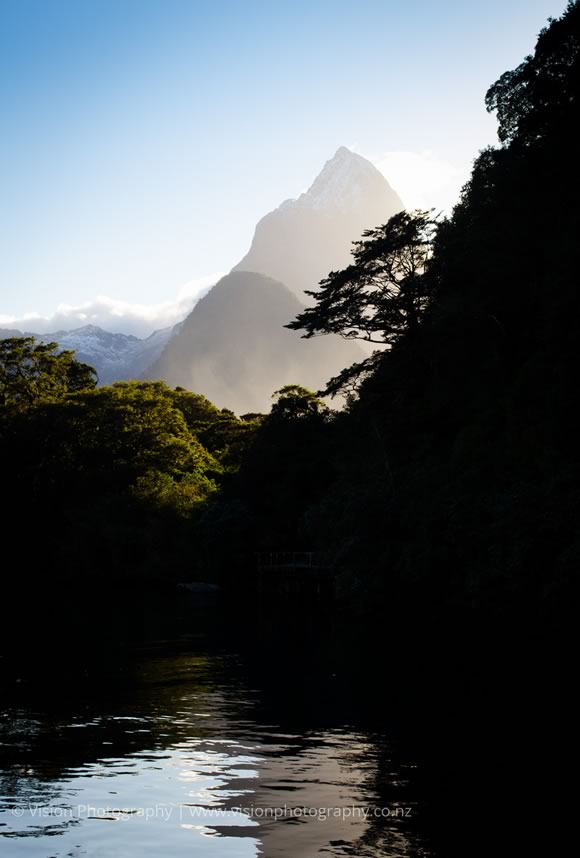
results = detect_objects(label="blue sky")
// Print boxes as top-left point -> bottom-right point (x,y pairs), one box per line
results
0,0 -> 562,334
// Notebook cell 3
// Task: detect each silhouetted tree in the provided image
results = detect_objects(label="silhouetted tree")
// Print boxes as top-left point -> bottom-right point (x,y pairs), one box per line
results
287,210 -> 436,346
286,210 -> 436,395
485,0 -> 580,146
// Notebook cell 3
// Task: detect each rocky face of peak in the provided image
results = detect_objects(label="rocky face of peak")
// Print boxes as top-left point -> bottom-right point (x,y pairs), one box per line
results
285,146 -> 397,213
234,147 -> 403,299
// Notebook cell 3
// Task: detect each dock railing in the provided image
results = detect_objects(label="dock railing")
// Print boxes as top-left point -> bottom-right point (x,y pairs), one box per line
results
256,551 -> 332,570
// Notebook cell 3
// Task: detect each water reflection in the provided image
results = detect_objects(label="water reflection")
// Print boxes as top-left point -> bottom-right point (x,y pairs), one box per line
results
0,649 -> 431,857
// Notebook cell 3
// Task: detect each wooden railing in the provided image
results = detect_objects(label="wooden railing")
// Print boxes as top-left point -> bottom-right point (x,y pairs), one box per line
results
256,552 -> 332,570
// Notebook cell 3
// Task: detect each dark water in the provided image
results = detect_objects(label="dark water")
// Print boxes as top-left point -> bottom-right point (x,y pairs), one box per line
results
0,615 -> 434,858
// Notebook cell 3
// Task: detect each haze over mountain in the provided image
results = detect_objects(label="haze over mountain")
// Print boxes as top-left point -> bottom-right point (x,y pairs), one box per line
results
150,271 -> 362,414
150,147 -> 401,411
234,146 -> 404,300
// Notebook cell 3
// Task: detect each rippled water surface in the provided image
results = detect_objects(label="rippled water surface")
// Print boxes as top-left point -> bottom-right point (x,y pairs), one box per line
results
0,643 -> 432,857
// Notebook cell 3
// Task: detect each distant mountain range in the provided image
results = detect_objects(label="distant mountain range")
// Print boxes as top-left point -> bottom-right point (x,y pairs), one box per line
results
1,148 -> 403,411
0,324 -> 173,385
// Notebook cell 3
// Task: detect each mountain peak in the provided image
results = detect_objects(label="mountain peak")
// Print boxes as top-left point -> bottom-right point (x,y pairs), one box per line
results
281,147 -> 400,214
234,146 -> 403,300
70,324 -> 105,335
333,145 -> 355,158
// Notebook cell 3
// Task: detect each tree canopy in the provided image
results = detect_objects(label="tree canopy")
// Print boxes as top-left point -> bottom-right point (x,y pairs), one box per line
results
0,360 -> 260,584
0,336 -> 96,406
485,0 -> 580,146
269,384 -> 329,422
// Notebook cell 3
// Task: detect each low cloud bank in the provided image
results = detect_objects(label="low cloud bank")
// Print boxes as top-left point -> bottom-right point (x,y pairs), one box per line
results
0,273 -> 222,337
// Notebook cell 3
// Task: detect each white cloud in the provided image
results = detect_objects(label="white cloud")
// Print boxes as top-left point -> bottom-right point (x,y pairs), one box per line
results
0,273 -> 222,338
371,150 -> 469,214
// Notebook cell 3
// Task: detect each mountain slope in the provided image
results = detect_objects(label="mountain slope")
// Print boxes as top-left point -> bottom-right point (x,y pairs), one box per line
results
234,147 -> 403,299
149,271 -> 361,413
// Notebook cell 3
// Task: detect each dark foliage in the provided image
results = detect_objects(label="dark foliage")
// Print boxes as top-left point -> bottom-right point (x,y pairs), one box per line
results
282,2 -> 580,624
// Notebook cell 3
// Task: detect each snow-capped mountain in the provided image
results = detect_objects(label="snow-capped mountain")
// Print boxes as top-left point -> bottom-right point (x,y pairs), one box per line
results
281,146 -> 396,213
234,146 -> 403,299
0,324 -> 173,385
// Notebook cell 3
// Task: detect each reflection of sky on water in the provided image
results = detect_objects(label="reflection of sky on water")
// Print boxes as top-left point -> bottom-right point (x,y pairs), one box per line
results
0,652 -> 429,857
